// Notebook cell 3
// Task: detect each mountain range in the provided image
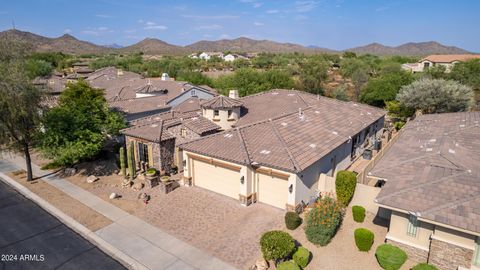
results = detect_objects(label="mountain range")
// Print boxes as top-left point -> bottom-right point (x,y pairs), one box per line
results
0,29 -> 473,56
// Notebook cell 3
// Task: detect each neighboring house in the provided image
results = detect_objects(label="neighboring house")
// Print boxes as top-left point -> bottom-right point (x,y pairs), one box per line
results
109,96 -> 171,121
199,52 -> 224,61
223,54 -> 248,62
402,54 -> 480,73
369,112 -> 480,270
121,110 -> 221,172
179,89 -> 386,210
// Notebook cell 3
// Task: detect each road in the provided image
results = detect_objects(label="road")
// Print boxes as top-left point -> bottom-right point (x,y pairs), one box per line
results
0,179 -> 127,270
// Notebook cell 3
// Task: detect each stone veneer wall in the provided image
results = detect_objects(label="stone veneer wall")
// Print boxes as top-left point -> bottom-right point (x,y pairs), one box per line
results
167,124 -> 202,146
160,138 -> 175,172
429,238 -> 474,270
386,239 -> 428,263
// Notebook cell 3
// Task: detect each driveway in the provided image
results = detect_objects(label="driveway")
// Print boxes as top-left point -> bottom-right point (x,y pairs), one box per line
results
115,186 -> 285,269
0,180 -> 126,270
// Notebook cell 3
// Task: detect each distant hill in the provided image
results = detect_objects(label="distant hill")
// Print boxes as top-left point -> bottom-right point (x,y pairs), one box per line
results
0,29 -> 112,54
104,43 -> 124,49
0,29 -> 473,56
346,41 -> 470,56
120,38 -> 187,55
186,37 -> 334,53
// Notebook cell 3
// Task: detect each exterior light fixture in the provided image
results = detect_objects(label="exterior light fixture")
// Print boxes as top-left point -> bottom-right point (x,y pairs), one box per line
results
240,176 -> 245,184
182,160 -> 186,167
289,184 -> 293,194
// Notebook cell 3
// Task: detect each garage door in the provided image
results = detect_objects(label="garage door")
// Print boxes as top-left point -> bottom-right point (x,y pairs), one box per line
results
257,173 -> 288,209
192,159 -> 240,199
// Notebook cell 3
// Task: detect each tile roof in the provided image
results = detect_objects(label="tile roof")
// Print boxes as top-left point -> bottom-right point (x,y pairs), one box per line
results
420,54 -> 480,63
109,96 -> 170,114
172,97 -> 204,113
201,95 -> 244,109
121,110 -> 220,142
371,112 -> 480,234
181,90 -> 385,173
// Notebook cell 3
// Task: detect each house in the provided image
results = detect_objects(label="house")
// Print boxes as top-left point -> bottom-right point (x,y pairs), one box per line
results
121,110 -> 221,172
199,52 -> 224,61
223,54 -> 248,62
179,89 -> 386,210
369,112 -> 480,270
402,54 -> 480,73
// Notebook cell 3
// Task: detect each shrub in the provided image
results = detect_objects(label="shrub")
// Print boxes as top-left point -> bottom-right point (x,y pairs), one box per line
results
354,228 -> 374,251
277,260 -> 300,270
412,263 -> 438,270
285,212 -> 302,230
305,196 -> 343,246
260,231 -> 296,261
352,205 -> 366,223
375,244 -> 407,270
335,170 -> 357,206
293,247 -> 310,268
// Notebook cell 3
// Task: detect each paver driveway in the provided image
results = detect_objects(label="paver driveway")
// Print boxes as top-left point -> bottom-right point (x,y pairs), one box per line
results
132,186 -> 285,269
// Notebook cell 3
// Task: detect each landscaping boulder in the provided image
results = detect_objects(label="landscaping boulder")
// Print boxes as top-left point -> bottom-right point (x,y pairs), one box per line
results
109,193 -> 119,199
86,175 -> 99,183
122,179 -> 132,188
132,182 -> 144,191
64,167 -> 77,176
249,258 -> 269,270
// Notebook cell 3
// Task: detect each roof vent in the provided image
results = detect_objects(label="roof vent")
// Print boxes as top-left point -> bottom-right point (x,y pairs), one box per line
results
459,124 -> 465,128
288,93 -> 295,96
147,78 -> 151,85
429,139 -> 436,142
315,111 -> 320,114
309,144 -> 316,148
332,131 -> 338,135
272,92 -> 279,95
448,149 -> 455,154
260,150 -> 271,155
154,117 -> 161,120
224,133 -> 233,138
281,122 -> 288,127
151,124 -> 158,128
191,117 -> 198,120
426,148 -> 433,152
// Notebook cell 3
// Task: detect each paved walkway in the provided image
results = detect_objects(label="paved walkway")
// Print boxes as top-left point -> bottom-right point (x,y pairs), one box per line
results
0,155 -> 237,270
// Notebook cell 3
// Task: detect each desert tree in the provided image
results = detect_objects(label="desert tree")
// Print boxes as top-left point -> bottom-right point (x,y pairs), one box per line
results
0,37 -> 44,181
396,78 -> 474,114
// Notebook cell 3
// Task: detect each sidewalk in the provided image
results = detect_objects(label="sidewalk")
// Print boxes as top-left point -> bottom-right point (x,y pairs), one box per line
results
0,155 -> 237,270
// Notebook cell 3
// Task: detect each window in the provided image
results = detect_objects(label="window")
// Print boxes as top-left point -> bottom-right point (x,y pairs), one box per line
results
227,110 -> 233,119
474,237 -> 480,266
180,128 -> 186,138
424,62 -> 430,69
407,214 -> 419,237
191,90 -> 196,96
214,110 -> 219,117
138,142 -> 149,164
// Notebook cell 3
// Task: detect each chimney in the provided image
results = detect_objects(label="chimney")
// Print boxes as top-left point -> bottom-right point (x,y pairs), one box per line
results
147,78 -> 151,85
117,69 -> 124,76
161,73 -> 169,81
229,89 -> 239,99
298,108 -> 303,117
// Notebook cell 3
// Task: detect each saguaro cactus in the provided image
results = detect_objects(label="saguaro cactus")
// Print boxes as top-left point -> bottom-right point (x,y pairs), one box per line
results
127,141 -> 136,180
119,146 -> 126,178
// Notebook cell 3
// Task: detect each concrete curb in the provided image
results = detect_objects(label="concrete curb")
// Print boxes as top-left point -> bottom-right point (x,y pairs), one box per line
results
0,172 -> 149,270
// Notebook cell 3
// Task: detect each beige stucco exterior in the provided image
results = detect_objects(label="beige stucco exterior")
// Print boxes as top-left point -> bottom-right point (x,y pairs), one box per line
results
202,107 -> 241,130
386,211 -> 433,251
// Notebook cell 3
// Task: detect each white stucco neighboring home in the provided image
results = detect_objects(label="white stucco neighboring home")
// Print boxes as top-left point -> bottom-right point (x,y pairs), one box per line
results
199,52 -> 224,61
403,54 -> 480,73
369,112 -> 480,270
179,89 -> 386,211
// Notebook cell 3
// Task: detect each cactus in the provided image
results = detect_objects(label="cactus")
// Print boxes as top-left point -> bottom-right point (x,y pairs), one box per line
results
119,146 -> 126,178
127,141 -> 136,180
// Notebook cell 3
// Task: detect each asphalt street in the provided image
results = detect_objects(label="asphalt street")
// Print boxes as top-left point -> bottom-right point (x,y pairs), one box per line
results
0,179 -> 127,270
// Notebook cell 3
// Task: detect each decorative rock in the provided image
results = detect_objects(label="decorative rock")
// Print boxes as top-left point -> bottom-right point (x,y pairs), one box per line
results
121,179 -> 132,188
250,259 -> 269,270
132,182 -> 144,191
64,167 -> 77,176
138,192 -> 147,200
136,174 -> 145,181
86,175 -> 99,183
109,193 -> 119,199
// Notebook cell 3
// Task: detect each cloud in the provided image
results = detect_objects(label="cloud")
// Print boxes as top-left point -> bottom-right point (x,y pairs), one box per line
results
203,34 -> 213,38
81,27 -> 113,36
182,14 -> 239,19
144,25 -> 168,30
253,22 -> 264,26
146,21 -> 156,26
239,0 -> 263,8
195,24 -> 223,30
294,1 -> 318,12
63,28 -> 72,34
173,5 -> 187,11
266,9 -> 279,14
219,34 -> 230,39
138,19 -> 144,23
95,14 -> 112,18
124,29 -> 136,33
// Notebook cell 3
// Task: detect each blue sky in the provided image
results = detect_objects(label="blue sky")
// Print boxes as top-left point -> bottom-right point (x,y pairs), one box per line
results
0,0 -> 479,51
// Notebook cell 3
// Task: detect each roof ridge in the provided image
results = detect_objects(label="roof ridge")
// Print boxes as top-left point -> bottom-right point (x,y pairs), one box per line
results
370,152 -> 439,176
376,169 -> 469,203
236,128 -> 252,164
420,189 -> 480,217
269,120 -> 301,172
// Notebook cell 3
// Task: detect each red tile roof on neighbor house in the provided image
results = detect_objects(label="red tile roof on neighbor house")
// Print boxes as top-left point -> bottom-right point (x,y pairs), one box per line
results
371,112 -> 480,234
419,54 -> 480,63
181,89 -> 385,173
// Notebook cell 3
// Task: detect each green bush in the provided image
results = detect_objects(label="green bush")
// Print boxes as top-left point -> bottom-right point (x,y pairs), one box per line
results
375,244 -> 408,270
277,260 -> 300,270
354,228 -> 374,251
412,263 -> 438,270
293,247 -> 310,268
352,205 -> 366,223
260,231 -> 296,261
305,196 -> 343,246
335,170 -> 357,206
285,212 -> 302,230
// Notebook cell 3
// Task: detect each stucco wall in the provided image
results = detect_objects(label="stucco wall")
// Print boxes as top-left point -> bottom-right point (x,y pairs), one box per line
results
203,107 -> 241,130
350,184 -> 381,214
167,88 -> 215,107
387,211 -> 433,251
